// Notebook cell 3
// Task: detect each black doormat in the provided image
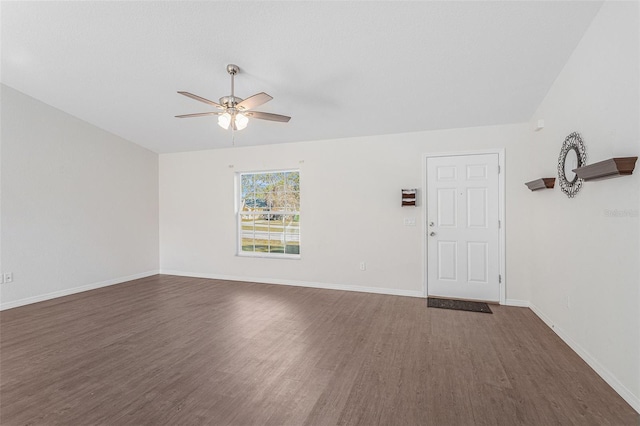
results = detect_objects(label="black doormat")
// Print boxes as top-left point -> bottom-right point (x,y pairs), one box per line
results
427,297 -> 492,314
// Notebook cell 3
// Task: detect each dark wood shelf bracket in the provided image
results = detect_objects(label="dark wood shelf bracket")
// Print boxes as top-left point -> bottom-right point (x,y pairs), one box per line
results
525,178 -> 556,191
573,157 -> 637,181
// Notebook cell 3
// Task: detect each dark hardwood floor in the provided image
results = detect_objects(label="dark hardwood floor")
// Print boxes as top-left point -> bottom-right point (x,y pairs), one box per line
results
1,275 -> 637,425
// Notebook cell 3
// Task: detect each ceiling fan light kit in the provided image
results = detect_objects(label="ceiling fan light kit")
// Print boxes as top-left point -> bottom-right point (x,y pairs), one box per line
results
218,111 -> 248,130
176,64 -> 290,133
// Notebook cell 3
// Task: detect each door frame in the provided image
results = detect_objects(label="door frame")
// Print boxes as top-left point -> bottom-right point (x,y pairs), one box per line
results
421,149 -> 506,304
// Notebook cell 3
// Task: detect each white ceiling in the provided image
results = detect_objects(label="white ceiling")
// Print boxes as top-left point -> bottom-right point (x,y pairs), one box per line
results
1,1 -> 602,153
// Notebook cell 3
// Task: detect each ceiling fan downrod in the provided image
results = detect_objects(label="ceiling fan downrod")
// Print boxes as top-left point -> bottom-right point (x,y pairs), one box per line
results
223,64 -> 240,107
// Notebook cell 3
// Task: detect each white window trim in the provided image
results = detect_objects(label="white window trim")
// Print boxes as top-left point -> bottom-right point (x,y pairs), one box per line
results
235,169 -> 301,259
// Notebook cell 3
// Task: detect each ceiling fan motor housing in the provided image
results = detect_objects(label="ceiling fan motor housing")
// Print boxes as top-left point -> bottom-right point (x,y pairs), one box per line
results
219,95 -> 243,108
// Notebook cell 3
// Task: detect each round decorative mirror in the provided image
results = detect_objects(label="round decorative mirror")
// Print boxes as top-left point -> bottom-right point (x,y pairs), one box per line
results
557,132 -> 587,198
564,148 -> 579,183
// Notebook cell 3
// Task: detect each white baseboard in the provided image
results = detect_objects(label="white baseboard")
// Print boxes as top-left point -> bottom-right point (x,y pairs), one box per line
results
159,270 -> 425,298
0,270 -> 160,311
505,299 -> 530,307
529,303 -> 640,414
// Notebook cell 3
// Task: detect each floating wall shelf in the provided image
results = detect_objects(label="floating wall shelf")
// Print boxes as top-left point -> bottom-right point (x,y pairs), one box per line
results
402,189 -> 417,206
525,178 -> 556,191
573,157 -> 637,181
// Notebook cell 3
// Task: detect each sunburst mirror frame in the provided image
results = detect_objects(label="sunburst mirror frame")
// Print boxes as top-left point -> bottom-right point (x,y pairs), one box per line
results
557,132 -> 587,198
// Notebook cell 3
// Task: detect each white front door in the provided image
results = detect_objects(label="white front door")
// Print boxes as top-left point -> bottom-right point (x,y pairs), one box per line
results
426,153 -> 500,302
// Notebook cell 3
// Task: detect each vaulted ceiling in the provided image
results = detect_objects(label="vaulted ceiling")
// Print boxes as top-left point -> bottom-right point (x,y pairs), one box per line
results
1,1 -> 602,153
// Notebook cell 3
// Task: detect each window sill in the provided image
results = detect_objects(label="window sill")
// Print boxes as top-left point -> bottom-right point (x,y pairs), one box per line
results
236,252 -> 301,260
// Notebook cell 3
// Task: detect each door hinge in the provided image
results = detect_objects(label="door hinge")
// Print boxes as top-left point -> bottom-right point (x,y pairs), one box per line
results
499,274 -> 502,284
498,165 -> 501,174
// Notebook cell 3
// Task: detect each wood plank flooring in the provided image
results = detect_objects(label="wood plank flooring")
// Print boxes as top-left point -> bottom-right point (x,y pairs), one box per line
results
1,275 -> 637,425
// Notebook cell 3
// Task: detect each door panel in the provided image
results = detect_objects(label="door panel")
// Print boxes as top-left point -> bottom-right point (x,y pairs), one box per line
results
467,242 -> 488,283
467,188 -> 488,228
437,189 -> 457,227
437,165 -> 457,180
466,164 -> 487,180
437,241 -> 457,280
427,153 -> 500,302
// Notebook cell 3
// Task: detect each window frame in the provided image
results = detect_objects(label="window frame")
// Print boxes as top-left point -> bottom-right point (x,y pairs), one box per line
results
235,169 -> 301,259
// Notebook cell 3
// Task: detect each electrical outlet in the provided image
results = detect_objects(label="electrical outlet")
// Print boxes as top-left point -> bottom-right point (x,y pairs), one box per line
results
359,262 -> 366,271
3,273 -> 13,283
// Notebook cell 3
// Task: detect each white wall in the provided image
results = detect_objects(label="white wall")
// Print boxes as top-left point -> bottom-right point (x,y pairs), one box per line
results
160,123 -> 533,301
526,1 -> 639,411
0,84 -> 159,309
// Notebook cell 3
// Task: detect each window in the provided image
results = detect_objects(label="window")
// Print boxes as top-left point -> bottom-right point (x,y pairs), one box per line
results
238,170 -> 300,257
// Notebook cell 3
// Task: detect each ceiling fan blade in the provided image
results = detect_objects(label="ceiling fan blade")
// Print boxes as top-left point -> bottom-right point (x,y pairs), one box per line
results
175,112 -> 222,118
178,91 -> 223,109
246,111 -> 291,122
236,92 -> 273,111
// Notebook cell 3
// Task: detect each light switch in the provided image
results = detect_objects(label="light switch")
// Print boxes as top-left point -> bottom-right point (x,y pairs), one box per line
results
404,217 -> 416,226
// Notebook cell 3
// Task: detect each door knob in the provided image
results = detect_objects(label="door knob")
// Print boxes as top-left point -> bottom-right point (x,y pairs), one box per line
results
429,222 -> 435,227
430,232 -> 436,237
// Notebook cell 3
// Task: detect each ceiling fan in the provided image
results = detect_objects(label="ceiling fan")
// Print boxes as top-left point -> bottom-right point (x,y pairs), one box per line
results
175,64 -> 291,131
